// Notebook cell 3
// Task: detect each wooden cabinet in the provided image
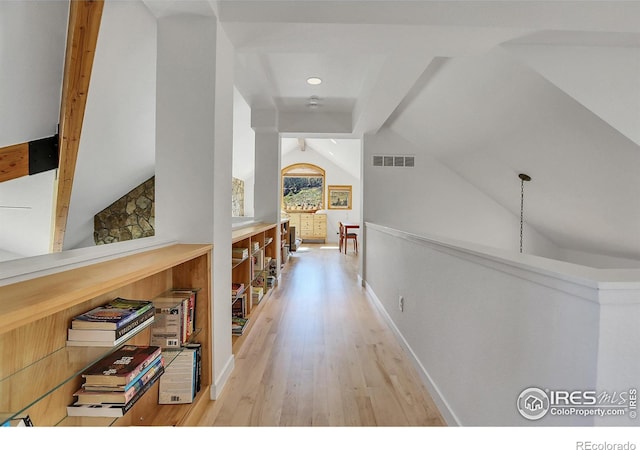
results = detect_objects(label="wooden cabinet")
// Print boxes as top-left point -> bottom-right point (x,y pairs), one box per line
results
0,244 -> 212,427
231,223 -> 278,353
287,213 -> 326,242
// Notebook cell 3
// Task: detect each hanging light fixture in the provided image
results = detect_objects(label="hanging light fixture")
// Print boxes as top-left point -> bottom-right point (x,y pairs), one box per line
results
519,173 -> 531,253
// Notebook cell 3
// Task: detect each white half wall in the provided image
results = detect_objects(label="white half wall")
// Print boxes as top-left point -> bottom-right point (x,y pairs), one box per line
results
363,128 -> 560,259
364,222 -> 640,426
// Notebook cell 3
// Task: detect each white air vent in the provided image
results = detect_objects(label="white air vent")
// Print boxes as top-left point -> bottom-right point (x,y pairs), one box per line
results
372,155 -> 415,168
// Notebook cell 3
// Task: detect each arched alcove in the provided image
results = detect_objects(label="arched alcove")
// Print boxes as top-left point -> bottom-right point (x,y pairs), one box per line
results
281,163 -> 326,212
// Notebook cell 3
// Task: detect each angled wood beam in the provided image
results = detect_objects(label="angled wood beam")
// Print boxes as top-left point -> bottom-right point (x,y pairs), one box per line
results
51,0 -> 104,252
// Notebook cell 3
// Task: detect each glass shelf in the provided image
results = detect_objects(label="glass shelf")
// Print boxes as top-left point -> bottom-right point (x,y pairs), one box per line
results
232,256 -> 248,268
232,289 -> 246,305
0,325 -> 202,425
0,345 -> 125,424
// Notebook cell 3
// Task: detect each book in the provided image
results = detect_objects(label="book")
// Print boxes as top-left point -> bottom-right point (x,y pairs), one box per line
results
1,416 -> 33,427
232,292 -> 246,318
232,316 -> 249,335
170,289 -> 197,341
65,315 -> 155,347
232,282 -> 245,297
74,355 -> 164,404
183,343 -> 202,393
150,289 -> 196,346
158,348 -> 197,404
71,298 -> 153,330
150,297 -> 186,349
82,353 -> 163,391
67,365 -> 164,417
232,247 -> 248,259
81,345 -> 161,387
67,307 -> 155,342
251,286 -> 264,305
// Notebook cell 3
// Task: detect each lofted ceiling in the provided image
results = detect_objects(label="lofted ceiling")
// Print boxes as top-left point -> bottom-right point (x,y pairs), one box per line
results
215,0 -> 640,262
3,0 -> 640,263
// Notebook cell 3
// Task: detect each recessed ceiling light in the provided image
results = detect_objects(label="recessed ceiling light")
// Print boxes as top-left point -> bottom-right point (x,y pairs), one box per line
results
306,77 -> 322,85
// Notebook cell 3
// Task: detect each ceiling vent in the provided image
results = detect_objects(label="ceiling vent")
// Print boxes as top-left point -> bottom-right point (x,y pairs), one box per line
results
372,155 -> 415,168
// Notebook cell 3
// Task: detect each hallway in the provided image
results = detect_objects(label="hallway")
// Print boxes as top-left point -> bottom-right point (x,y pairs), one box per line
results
197,244 -> 445,426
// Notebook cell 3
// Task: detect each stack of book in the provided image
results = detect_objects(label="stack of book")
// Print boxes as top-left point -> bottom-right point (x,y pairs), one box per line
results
66,298 -> 155,347
251,241 -> 260,253
251,286 -> 264,305
252,250 -> 264,273
232,282 -> 245,299
67,345 -> 164,417
232,316 -> 249,336
232,293 -> 247,318
150,289 -> 197,349
232,247 -> 249,265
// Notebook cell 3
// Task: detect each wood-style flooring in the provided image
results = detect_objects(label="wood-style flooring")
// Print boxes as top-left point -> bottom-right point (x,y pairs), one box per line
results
196,244 -> 445,426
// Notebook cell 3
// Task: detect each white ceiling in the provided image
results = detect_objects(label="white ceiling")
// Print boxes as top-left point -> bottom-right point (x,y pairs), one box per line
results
5,0 -> 640,263
281,137 -> 361,179
215,0 -> 640,261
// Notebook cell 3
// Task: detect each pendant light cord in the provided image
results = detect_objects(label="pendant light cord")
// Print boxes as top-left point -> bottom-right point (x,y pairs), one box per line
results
520,178 -> 525,253
518,173 -> 531,254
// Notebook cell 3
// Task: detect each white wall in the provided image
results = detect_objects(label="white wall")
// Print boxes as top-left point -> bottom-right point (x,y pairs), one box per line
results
0,171 -> 56,260
155,11 -> 235,399
0,0 -> 67,147
282,141 -> 361,244
232,87 -> 255,217
364,223 -> 640,426
65,0 -> 157,250
0,0 -> 68,259
363,128 -> 560,259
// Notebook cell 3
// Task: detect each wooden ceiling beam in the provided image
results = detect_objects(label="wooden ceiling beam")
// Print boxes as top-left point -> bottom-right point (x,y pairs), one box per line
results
51,0 -> 104,252
0,143 -> 29,183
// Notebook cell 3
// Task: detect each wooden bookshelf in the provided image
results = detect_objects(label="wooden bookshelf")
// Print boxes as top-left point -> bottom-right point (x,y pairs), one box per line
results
0,243 -> 212,427
231,222 -> 279,352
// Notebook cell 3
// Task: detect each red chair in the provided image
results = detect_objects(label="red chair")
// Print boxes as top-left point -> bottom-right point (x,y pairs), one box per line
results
339,222 -> 358,254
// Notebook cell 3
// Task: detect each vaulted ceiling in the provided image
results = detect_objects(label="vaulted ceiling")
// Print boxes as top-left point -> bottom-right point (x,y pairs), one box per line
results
3,0 -> 640,263
217,1 -> 640,262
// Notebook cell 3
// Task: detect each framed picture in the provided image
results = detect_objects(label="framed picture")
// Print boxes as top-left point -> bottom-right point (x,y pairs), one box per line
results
328,185 -> 352,210
281,163 -> 326,212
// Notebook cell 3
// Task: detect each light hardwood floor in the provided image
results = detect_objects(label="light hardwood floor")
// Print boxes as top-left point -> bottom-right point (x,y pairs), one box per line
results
196,244 -> 445,426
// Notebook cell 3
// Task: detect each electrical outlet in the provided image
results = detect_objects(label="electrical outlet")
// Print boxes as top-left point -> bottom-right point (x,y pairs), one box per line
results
398,295 -> 404,312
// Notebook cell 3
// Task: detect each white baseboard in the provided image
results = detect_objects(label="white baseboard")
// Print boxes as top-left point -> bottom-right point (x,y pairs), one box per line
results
364,280 -> 460,426
210,354 -> 235,400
